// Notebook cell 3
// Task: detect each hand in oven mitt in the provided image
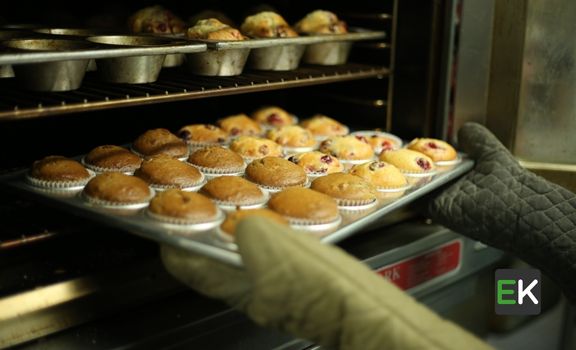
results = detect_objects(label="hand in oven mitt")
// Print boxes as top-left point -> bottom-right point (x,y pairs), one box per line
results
428,122 -> 576,299
161,217 -> 491,350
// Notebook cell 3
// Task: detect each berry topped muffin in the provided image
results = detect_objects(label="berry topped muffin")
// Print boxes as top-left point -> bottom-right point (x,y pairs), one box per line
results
229,136 -> 283,159
128,5 -> 186,35
266,125 -> 316,149
286,151 -> 343,175
319,135 -> 374,161
132,128 -> 189,159
84,145 -> 142,174
186,18 -> 245,41
379,149 -> 436,173
310,173 -> 377,206
300,114 -> 349,139
349,161 -> 408,189
245,157 -> 307,190
240,11 -> 298,38
252,106 -> 295,128
135,155 -> 205,190
217,113 -> 262,137
406,138 -> 458,163
220,209 -> 289,236
177,124 -> 228,148
295,10 -> 348,35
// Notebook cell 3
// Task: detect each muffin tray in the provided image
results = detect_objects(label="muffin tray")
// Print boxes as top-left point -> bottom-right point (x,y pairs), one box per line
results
0,157 -> 473,267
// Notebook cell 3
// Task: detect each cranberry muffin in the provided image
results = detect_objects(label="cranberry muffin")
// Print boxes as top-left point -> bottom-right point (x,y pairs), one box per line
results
310,173 -> 377,206
266,125 -> 316,149
286,151 -> 343,176
240,12 -> 298,38
201,176 -> 266,207
378,149 -> 436,174
148,189 -> 219,224
251,106 -> 295,128
300,114 -> 349,139
128,5 -> 186,35
83,173 -> 151,206
406,138 -> 458,163
187,18 -> 245,41
217,113 -> 262,137
132,128 -> 189,159
83,145 -> 142,174
349,161 -> 408,189
267,187 -> 339,225
295,10 -> 348,34
177,124 -> 228,149
319,136 -> 374,161
188,147 -> 245,175
135,156 -> 205,190
29,155 -> 91,189
245,157 -> 307,190
229,136 -> 283,160
220,209 -> 289,236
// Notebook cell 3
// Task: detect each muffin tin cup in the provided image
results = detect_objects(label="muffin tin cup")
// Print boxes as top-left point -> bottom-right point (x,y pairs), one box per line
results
248,44 -> 305,71
163,53 -> 185,67
25,172 -> 94,192
185,48 -> 250,76
213,191 -> 269,212
0,64 -> 14,78
145,207 -> 225,231
285,215 -> 342,232
81,188 -> 155,210
350,130 -> 404,153
302,41 -> 353,66
148,176 -> 207,193
189,163 -> 246,179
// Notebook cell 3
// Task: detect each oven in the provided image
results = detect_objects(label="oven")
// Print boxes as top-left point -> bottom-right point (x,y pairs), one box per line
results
0,1 -> 509,349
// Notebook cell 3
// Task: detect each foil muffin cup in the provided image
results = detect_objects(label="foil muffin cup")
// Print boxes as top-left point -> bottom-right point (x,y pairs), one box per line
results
81,157 -> 140,175
146,207 -> 225,231
248,44 -> 305,71
334,197 -> 379,211
81,188 -> 155,210
185,48 -> 250,76
25,171 -> 94,192
302,41 -> 353,66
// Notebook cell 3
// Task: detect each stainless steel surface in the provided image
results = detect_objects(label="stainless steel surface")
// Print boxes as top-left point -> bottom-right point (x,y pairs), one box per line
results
0,158 -> 473,267
34,28 -> 114,36
302,42 -> 353,66
185,48 -> 250,76
3,39 -> 91,91
163,53 -> 185,67
95,55 -> 165,84
249,44 -> 305,71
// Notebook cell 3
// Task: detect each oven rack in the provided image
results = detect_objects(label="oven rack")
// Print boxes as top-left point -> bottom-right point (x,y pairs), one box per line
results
0,63 -> 389,121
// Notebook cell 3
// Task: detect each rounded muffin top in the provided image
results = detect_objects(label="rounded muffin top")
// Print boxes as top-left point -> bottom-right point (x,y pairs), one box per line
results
217,113 -> 262,137
240,11 -> 298,38
149,189 -> 218,222
187,18 -> 245,41
84,173 -> 151,204
201,176 -> 265,205
379,149 -> 436,173
268,187 -> 339,222
132,128 -> 188,159
220,208 -> 289,235
188,146 -> 245,171
266,125 -> 316,148
349,161 -> 407,189
135,155 -> 204,188
319,135 -> 374,160
310,173 -> 377,201
245,157 -> 307,188
84,145 -> 142,172
177,124 -> 228,145
300,114 -> 349,137
229,136 -> 283,159
286,151 -> 343,175
295,10 -> 348,34
406,138 -> 458,162
31,155 -> 91,182
128,5 -> 186,34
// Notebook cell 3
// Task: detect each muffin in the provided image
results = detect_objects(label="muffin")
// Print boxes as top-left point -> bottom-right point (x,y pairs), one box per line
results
187,147 -> 246,176
28,155 -> 91,189
83,145 -> 142,174
267,187 -> 340,226
300,114 -> 349,139
83,173 -> 152,206
220,209 -> 289,236
252,106 -> 295,128
318,136 -> 374,161
286,151 -> 343,176
406,138 -> 458,163
217,113 -> 262,137
245,157 -> 307,191
177,124 -> 228,149
148,189 -> 220,225
128,5 -> 186,34
363,133 -> 402,153
349,161 -> 408,190
135,155 -> 205,190
201,176 -> 267,208
132,128 -> 189,160
187,18 -> 245,41
266,125 -> 316,149
295,10 -> 348,34
378,149 -> 436,174
229,136 -> 283,160
240,11 -> 298,38
310,173 -> 377,207
189,10 -> 236,28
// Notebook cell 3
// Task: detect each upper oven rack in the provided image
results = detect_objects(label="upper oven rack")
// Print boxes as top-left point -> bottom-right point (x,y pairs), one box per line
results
0,63 -> 389,121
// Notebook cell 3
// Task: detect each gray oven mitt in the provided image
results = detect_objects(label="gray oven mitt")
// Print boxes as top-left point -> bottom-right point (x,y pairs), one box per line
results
428,123 -> 576,299
161,218 -> 491,350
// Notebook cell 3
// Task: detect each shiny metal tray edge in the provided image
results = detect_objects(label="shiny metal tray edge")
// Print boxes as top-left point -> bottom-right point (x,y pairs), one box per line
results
0,157 -> 472,268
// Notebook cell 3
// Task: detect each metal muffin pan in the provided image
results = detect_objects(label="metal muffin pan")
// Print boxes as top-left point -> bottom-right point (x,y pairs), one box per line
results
185,47 -> 251,76
0,156 -> 472,267
0,29 -> 34,78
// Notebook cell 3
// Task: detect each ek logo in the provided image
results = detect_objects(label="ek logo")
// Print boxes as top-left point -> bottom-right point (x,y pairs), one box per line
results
495,269 -> 541,315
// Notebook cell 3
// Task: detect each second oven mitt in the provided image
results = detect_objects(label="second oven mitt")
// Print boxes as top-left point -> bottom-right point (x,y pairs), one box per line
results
161,217 -> 491,350
428,123 -> 576,299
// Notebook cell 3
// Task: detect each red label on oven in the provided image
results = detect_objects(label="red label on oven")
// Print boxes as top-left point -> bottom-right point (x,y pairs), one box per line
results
375,240 -> 461,291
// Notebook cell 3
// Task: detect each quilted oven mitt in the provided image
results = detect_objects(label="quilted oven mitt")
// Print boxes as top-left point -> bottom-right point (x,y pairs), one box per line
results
429,123 -> 576,299
162,218 -> 491,350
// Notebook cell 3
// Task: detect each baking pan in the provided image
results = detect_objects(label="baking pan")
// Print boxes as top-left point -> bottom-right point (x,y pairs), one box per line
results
185,48 -> 251,76
302,41 -> 353,65
0,156 -> 472,267
0,30 -> 32,78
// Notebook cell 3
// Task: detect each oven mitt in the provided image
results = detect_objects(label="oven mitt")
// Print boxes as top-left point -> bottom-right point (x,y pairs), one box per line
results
161,218 -> 491,350
428,122 -> 576,299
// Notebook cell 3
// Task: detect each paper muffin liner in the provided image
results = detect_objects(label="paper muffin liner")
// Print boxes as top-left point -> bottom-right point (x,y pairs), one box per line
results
148,174 -> 207,192
374,184 -> 412,200
186,140 -> 229,153
312,126 -> 350,142
81,187 -> 155,210
25,170 -> 95,192
259,114 -> 300,131
434,154 -> 463,172
213,191 -> 269,211
189,162 -> 246,178
282,145 -> 317,155
284,214 -> 342,232
146,207 -> 225,231
334,197 -> 379,211
247,178 -> 310,194
350,130 -> 403,152
212,226 -> 239,250
401,170 -> 437,186
81,157 -> 139,175
130,147 -> 189,162
339,158 -> 375,171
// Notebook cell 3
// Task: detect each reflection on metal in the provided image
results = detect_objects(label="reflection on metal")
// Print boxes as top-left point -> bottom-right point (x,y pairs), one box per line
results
0,230 -> 57,249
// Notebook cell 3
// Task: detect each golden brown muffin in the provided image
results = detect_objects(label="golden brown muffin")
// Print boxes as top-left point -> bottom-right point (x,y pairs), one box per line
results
245,157 -> 307,189
135,156 -> 204,189
318,136 -> 374,160
266,125 -> 316,148
83,173 -> 151,204
187,18 -> 245,41
128,5 -> 186,34
84,145 -> 142,173
349,161 -> 408,189
229,136 -> 283,159
30,156 -> 91,183
406,138 -> 458,162
201,176 -> 266,206
187,147 -> 245,174
189,10 -> 236,28
220,209 -> 289,235
310,173 -> 377,204
300,114 -> 349,138
268,187 -> 339,222
252,106 -> 295,128
379,149 -> 436,173
132,128 -> 188,159
177,124 -> 228,146
295,10 -> 348,34
217,113 -> 262,137
286,151 -> 343,175
240,11 -> 298,38
149,189 -> 218,222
